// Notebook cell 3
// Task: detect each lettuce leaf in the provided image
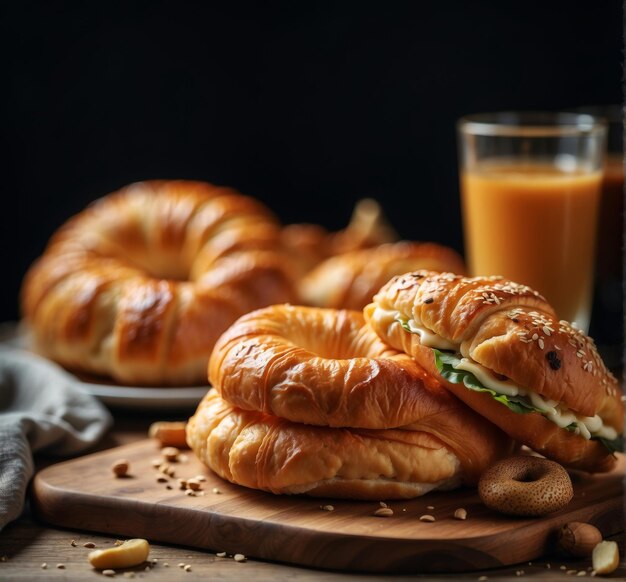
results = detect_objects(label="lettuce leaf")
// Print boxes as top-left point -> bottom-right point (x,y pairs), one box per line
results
432,349 -> 542,415
431,349 -> 622,455
398,319 -> 413,334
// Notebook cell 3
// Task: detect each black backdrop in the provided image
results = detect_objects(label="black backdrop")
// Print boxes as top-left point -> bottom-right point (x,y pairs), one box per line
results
2,1 -> 622,322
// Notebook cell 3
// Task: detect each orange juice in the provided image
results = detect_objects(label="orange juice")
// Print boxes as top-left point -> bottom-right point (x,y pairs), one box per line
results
461,162 -> 602,328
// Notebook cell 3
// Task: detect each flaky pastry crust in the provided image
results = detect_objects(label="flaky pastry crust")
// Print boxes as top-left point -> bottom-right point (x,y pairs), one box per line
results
187,390 -> 465,499
21,180 -> 296,385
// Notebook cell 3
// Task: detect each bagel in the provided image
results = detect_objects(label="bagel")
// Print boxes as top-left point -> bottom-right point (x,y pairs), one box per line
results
478,456 -> 573,516
299,241 -> 466,310
189,390 -> 478,499
365,270 -> 624,472
21,180 -> 296,385
209,304 -> 514,483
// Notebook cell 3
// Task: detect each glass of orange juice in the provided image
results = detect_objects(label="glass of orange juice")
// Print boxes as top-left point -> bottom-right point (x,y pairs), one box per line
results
458,112 -> 607,332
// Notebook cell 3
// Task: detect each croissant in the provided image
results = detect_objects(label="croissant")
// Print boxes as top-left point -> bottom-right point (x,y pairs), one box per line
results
282,198 -> 398,275
365,270 -> 624,472
21,180 -> 297,386
209,304 -> 514,482
299,241 -> 466,310
187,390 -> 505,498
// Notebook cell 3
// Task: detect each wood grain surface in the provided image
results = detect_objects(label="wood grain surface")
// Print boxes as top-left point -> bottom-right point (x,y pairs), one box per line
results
31,439 -> 624,574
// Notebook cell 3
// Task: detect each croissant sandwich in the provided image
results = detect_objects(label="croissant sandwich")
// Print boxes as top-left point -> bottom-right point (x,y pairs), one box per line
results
365,270 -> 624,473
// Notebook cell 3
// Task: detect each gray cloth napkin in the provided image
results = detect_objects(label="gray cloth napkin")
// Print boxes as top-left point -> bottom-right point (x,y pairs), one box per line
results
0,348 -> 112,530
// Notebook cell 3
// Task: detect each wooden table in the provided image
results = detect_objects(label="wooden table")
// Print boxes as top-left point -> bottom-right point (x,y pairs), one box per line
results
0,409 -> 624,581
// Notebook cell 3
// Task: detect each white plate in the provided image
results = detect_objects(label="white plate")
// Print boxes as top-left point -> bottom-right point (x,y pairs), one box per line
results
0,322 -> 209,410
81,383 -> 208,410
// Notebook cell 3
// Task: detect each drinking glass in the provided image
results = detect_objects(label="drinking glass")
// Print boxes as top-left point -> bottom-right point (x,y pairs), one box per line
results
578,106 -> 623,364
458,112 -> 607,332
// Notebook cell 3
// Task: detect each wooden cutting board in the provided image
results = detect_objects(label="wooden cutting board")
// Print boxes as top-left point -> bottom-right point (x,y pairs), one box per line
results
32,439 -> 624,574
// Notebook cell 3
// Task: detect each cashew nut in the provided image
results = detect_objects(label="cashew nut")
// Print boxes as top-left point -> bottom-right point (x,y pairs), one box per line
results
88,539 -> 150,569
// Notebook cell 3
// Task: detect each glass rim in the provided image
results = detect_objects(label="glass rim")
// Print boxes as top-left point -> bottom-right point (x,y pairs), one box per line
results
458,111 -> 608,138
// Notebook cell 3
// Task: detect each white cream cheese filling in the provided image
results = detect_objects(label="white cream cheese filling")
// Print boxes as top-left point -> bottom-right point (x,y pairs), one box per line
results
371,306 -> 457,350
373,305 -> 618,442
452,357 -> 618,441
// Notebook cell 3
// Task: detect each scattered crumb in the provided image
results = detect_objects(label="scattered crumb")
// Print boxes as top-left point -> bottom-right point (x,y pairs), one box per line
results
161,447 -> 180,462
184,564 -> 192,572
419,514 -> 435,522
102,569 -> 116,577
379,501 -> 387,508
70,539 -> 77,547
212,488 -> 222,494
321,505 -> 334,511
56,563 -> 66,569
111,459 -> 129,478
40,563 -> 47,569
216,552 -> 227,558
426,505 -> 435,510
234,554 -> 247,562
83,542 -> 96,548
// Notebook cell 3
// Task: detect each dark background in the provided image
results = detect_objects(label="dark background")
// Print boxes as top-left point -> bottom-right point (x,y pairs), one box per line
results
1,1 -> 622,323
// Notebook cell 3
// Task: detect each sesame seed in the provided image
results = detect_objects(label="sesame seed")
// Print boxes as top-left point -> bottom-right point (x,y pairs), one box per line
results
538,338 -> 544,349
